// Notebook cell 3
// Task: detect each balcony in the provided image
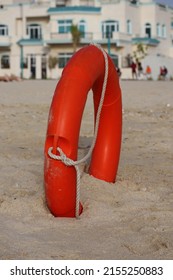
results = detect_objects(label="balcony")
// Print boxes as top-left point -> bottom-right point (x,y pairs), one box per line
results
79,0 -> 95,5
132,36 -> 160,46
0,35 -> 11,47
55,0 -> 95,5
101,0 -> 120,3
97,32 -> 131,47
46,32 -> 93,44
55,0 -> 71,6
17,35 -> 43,46
112,32 -> 132,46
51,32 -> 71,39
81,32 -> 93,43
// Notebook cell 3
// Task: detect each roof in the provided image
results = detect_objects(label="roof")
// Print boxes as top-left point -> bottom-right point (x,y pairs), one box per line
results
47,6 -> 101,14
154,0 -> 173,8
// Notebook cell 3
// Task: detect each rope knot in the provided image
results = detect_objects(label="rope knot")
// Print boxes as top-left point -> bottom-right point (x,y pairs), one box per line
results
57,147 -> 74,167
48,147 -> 74,166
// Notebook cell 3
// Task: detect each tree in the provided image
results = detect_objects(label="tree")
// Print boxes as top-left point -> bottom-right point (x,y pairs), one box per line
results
70,24 -> 82,53
125,42 -> 148,67
48,55 -> 58,78
133,42 -> 148,62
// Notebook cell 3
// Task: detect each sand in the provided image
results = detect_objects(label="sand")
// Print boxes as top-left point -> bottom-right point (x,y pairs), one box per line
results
0,80 -> 172,260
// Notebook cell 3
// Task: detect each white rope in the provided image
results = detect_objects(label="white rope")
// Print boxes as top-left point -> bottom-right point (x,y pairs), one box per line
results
48,43 -> 109,218
48,146 -> 81,218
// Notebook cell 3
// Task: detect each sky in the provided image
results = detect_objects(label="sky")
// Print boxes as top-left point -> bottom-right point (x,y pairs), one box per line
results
155,0 -> 173,7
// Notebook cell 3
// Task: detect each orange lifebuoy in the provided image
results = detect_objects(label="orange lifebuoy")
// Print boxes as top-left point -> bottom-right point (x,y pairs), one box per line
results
44,45 -> 122,218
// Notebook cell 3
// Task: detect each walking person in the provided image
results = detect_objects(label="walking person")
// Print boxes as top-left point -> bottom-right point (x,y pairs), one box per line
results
159,66 -> 164,80
137,61 -> 143,79
163,66 -> 168,80
131,61 -> 137,79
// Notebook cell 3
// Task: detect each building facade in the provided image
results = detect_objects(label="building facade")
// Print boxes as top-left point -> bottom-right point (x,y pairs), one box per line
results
0,0 -> 173,79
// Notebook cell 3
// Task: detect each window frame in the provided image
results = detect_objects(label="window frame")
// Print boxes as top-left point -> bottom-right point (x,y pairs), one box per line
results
162,24 -> 166,38
58,20 -> 72,34
26,23 -> 42,39
156,23 -> 161,37
127,19 -> 132,35
78,20 -> 86,38
0,24 -> 8,36
1,54 -> 10,69
21,56 -> 28,69
102,20 -> 119,39
58,53 -> 73,68
145,22 -> 152,38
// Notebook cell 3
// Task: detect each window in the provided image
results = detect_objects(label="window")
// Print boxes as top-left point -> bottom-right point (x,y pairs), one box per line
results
127,20 -> 132,34
21,57 -> 28,69
162,24 -> 166,38
30,54 -> 36,78
26,24 -> 42,39
1,55 -> 10,68
58,20 -> 72,33
0,24 -> 8,36
102,20 -> 119,39
122,54 -> 132,68
78,20 -> 86,38
129,0 -> 138,4
145,23 -> 151,38
110,54 -> 118,67
156,23 -> 161,37
56,0 -> 66,6
157,23 -> 166,38
30,54 -> 36,68
58,53 -> 72,68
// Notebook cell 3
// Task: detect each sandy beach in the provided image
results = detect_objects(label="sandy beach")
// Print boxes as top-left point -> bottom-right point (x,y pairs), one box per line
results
0,79 -> 172,260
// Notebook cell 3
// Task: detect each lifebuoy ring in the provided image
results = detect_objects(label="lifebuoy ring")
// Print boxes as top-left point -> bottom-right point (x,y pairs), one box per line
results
44,45 -> 122,218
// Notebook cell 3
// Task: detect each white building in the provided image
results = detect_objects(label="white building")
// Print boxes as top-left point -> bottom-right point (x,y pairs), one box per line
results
0,0 -> 173,79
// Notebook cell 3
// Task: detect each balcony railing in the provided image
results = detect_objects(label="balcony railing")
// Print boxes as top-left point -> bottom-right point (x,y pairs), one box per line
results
49,32 -> 93,43
81,32 -> 93,40
102,31 -> 131,40
50,32 -> 71,40
101,31 -> 131,46
101,0 -> 120,3
112,32 -> 132,42
102,32 -> 114,39
25,34 -> 43,40
55,0 -> 96,5
79,0 -> 95,5
0,35 -> 11,47
55,0 -> 71,7
132,36 -> 160,46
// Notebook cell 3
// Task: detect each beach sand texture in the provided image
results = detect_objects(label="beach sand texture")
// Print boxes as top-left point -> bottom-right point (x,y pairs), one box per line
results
0,80 -> 172,260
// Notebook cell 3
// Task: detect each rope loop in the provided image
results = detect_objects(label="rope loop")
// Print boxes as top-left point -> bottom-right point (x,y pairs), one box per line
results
48,44 -> 109,218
